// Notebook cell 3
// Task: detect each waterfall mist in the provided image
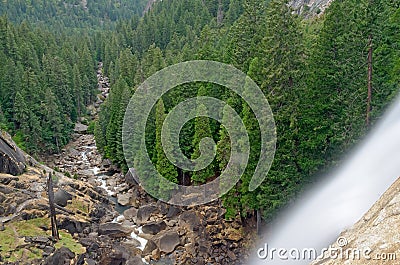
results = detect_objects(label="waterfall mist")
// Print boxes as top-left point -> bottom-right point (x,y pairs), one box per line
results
248,94 -> 400,265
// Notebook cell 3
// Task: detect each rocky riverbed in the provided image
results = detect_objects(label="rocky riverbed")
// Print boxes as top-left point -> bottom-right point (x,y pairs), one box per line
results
43,127 -> 254,264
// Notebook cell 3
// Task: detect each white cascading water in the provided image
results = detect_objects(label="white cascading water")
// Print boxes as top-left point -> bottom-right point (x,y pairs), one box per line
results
249,94 -> 400,265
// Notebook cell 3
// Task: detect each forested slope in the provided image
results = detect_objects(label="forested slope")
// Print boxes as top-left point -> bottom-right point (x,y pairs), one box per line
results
0,0 -> 399,223
0,0 -> 148,28
0,16 -> 98,153
94,0 -> 400,220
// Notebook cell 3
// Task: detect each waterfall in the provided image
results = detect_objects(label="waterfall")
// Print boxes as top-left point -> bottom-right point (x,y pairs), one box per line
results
249,94 -> 400,264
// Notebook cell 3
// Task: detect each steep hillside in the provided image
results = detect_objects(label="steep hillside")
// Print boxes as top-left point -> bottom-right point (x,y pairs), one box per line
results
0,0 -> 148,28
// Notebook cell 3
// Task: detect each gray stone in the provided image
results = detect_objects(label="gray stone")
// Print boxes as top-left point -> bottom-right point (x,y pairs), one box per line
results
123,207 -> 138,220
126,256 -> 145,265
142,221 -> 167,235
54,189 -> 73,207
0,130 -> 26,175
117,193 -> 131,206
74,123 -> 88,133
157,231 -> 180,254
142,239 -> 157,257
137,204 -> 158,224
179,210 -> 201,231
43,247 -> 75,265
98,223 -> 131,238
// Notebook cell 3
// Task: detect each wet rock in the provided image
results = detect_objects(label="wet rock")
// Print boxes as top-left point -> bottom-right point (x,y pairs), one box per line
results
98,223 -> 131,238
311,177 -> 400,265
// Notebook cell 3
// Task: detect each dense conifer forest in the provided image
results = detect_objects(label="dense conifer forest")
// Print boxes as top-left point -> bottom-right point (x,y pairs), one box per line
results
1,0 -> 399,220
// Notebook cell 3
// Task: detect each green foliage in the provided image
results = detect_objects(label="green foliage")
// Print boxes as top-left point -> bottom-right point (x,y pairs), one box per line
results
2,0 -> 396,223
0,0 -> 148,29
94,0 -> 399,221
0,16 -> 98,154
155,99 -> 178,199
191,103 -> 216,184
87,121 -> 95,134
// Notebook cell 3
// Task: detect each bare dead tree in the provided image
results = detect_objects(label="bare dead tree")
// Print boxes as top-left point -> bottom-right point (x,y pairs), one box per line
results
47,172 -> 59,241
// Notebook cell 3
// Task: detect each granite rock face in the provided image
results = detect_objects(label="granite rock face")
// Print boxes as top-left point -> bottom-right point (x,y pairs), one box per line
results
290,0 -> 334,16
0,130 -> 26,175
310,177 -> 400,265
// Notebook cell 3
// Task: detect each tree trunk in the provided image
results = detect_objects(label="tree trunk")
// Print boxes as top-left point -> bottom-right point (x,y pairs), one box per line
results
366,34 -> 373,126
256,209 -> 261,235
47,173 -> 59,241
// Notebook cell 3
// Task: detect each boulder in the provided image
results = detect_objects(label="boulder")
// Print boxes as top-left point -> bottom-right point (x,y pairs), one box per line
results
127,256 -> 145,265
59,218 -> 89,234
0,131 -> 26,175
101,159 -> 112,168
67,148 -> 80,158
43,247 -> 75,265
117,193 -> 131,206
157,231 -> 180,254
179,210 -> 201,231
137,204 -> 158,224
98,223 -> 131,238
205,207 -> 219,224
142,239 -> 157,257
125,168 -> 139,186
123,207 -> 138,221
142,221 -> 167,235
54,189 -> 73,207
166,205 -> 181,219
74,123 -> 88,133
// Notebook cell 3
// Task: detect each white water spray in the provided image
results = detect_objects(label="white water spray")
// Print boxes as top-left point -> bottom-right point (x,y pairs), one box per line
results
249,94 -> 400,264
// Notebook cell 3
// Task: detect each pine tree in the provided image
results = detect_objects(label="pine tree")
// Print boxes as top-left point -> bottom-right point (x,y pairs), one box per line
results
105,77 -> 126,160
226,0 -> 265,72
13,92 -> 29,133
191,103 -> 215,184
155,99 -> 178,199
257,0 -> 305,218
72,64 -> 83,119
